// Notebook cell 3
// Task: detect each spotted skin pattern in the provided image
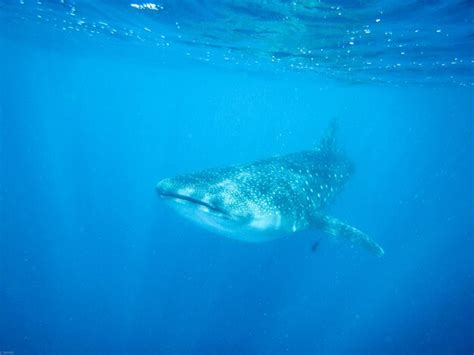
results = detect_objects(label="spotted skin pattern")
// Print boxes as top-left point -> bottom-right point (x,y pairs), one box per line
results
157,124 -> 384,256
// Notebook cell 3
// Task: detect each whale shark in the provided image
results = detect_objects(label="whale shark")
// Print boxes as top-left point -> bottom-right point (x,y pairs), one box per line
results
156,121 -> 384,256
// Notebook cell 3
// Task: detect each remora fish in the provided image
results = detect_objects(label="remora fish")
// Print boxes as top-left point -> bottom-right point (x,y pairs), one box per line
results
156,122 -> 384,256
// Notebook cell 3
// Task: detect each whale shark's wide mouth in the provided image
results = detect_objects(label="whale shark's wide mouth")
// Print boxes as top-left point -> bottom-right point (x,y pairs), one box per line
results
157,189 -> 231,218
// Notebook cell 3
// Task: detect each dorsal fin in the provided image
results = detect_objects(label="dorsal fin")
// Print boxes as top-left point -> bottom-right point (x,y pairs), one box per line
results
319,119 -> 338,153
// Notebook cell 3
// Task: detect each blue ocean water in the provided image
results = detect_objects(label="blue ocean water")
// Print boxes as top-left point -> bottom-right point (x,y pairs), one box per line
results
1,1 -> 473,354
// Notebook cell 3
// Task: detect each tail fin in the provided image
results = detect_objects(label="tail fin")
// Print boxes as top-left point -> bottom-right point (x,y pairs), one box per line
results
319,119 -> 338,153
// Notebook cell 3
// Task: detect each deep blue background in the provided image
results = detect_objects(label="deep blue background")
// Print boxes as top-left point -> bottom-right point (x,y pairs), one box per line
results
1,30 -> 473,354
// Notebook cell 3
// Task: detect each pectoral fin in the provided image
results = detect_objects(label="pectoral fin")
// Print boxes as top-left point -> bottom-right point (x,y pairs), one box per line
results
314,215 -> 384,256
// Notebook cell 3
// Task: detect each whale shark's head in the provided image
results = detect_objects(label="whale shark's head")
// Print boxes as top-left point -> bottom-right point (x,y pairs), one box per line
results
156,171 -> 283,241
